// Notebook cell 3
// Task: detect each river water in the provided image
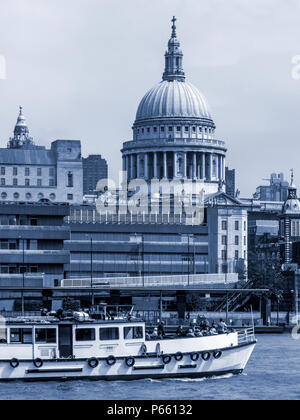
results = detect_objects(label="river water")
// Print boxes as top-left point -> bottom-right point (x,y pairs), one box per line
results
0,334 -> 299,400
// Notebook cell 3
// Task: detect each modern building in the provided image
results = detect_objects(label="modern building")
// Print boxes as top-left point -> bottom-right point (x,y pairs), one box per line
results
121,17 -> 226,196
254,172 -> 289,202
0,201 -> 70,289
82,154 -> 108,196
0,107 -> 83,204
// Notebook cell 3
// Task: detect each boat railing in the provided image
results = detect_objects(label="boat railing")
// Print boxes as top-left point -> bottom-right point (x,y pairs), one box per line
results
237,327 -> 256,345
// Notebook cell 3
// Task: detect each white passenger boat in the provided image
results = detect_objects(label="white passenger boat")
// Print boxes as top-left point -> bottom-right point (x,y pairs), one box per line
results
0,307 -> 256,381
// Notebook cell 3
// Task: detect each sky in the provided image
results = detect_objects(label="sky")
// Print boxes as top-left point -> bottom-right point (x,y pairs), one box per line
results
0,0 -> 300,197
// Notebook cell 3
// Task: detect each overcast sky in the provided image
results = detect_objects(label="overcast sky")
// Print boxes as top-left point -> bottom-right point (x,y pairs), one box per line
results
0,0 -> 300,196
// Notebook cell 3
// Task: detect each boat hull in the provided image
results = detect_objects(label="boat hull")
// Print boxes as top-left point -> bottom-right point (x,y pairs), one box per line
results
0,341 -> 256,382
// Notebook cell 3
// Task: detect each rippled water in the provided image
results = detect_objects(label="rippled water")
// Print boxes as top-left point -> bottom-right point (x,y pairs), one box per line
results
0,334 -> 299,400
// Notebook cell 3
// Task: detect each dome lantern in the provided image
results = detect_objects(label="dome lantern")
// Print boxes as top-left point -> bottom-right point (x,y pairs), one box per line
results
162,16 -> 185,83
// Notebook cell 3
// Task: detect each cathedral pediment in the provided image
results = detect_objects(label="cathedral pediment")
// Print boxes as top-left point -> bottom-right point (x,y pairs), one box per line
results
205,191 -> 244,207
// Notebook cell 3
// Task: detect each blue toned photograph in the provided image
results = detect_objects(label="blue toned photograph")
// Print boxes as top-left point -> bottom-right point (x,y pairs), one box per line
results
0,0 -> 299,403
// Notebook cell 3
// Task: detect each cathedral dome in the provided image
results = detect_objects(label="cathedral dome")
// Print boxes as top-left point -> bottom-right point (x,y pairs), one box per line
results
135,80 -> 212,122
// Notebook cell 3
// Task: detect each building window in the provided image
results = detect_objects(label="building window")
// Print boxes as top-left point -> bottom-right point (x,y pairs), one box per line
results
235,236 -> 239,245
49,179 -> 55,187
176,126 -> 181,132
1,179 -> 5,186
75,328 -> 95,342
25,179 -> 30,186
221,235 -> 227,245
221,250 -> 227,260
0,167 -> 5,176
37,179 -> 42,187
142,128 -> 144,134
67,194 -> 73,201
49,168 -> 55,177
1,192 -> 7,200
67,172 -> 73,188
222,221 -> 227,230
49,193 -> 56,201
185,126 -> 189,132
25,168 -> 30,176
38,193 -> 44,200
235,250 -> 239,260
192,126 -> 196,133
123,326 -> 143,340
244,221 -> 247,231
168,126 -> 172,132
13,167 -> 17,176
235,221 -> 239,230
26,193 -> 32,200
37,168 -> 42,176
13,178 -> 18,186
99,328 -> 119,341
244,236 -> 246,246
13,192 -> 19,200
161,126 -> 165,132
35,328 -> 56,344
147,127 -> 150,133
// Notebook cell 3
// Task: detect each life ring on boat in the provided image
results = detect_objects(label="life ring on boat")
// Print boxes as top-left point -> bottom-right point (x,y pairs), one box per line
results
190,352 -> 200,362
88,357 -> 99,368
33,358 -> 43,368
9,358 -> 19,368
201,352 -> 211,361
125,357 -> 135,367
174,352 -> 183,361
162,354 -> 172,364
106,355 -> 116,366
213,351 -> 222,359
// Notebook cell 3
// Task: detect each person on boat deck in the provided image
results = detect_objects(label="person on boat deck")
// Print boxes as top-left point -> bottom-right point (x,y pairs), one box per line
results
157,320 -> 166,338
186,328 -> 195,337
194,327 -> 203,337
218,319 -> 228,333
176,325 -> 185,337
150,327 -> 159,339
210,322 -> 218,335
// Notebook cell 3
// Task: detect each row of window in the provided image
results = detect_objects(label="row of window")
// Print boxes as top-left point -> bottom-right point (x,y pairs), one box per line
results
221,236 -> 247,246
221,250 -> 247,260
0,167 -> 55,177
1,178 -> 55,187
0,326 -> 143,344
136,126 -> 214,135
0,192 -> 73,201
221,220 -> 247,231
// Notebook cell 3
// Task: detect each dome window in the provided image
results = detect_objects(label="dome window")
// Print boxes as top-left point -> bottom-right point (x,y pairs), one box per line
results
147,128 -> 150,133
168,126 -> 172,132
192,127 -> 196,133
153,127 -> 157,133
185,126 -> 189,132
176,126 -> 181,132
142,128 -> 144,134
161,127 -> 165,132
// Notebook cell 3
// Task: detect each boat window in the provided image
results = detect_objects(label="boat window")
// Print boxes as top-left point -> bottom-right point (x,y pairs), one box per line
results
75,328 -> 95,342
10,328 -> 32,344
35,328 -> 57,344
0,328 -> 7,343
99,327 -> 119,341
123,326 -> 143,340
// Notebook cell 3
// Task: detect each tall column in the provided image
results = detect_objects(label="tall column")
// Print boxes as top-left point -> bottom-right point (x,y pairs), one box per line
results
183,152 -> 187,178
163,152 -> 167,178
173,151 -> 177,178
144,153 -> 148,180
222,156 -> 226,181
193,152 -> 197,179
126,156 -> 129,177
122,156 -> 126,172
130,154 -> 134,180
136,153 -> 141,178
209,153 -> 213,180
153,152 -> 158,178
202,153 -> 206,180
